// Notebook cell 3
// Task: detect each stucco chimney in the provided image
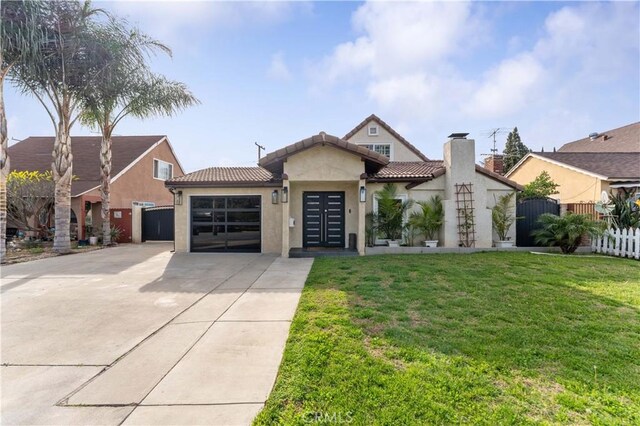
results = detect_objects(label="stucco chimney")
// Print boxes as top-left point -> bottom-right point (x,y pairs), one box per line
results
442,133 -> 477,248
443,133 -> 475,198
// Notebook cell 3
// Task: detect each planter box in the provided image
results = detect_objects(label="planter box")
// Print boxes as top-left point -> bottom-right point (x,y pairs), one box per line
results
387,240 -> 400,247
423,240 -> 439,248
494,240 -> 514,248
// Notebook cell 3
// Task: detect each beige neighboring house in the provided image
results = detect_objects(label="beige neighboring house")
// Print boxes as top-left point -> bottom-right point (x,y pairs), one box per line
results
8,135 -> 184,241
506,122 -> 640,203
166,115 -> 522,256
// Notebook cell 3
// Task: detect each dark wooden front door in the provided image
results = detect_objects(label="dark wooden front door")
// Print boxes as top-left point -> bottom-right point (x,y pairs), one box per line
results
303,192 -> 345,248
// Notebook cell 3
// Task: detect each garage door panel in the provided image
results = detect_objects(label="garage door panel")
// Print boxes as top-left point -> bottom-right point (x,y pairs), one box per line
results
191,196 -> 261,253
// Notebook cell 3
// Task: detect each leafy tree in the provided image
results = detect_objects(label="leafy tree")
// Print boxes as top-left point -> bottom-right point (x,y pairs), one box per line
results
9,1 -> 123,253
80,28 -> 199,245
374,183 -> 413,241
532,212 -> 604,254
503,127 -> 530,172
520,171 -> 559,199
6,170 -> 55,238
0,0 -> 47,261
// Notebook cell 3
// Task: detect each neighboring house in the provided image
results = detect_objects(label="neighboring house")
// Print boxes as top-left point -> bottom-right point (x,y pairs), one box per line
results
8,135 -> 184,241
506,122 -> 640,203
166,114 -> 522,256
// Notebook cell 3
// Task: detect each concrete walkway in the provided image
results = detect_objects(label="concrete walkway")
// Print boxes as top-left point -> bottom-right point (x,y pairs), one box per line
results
1,243 -> 313,425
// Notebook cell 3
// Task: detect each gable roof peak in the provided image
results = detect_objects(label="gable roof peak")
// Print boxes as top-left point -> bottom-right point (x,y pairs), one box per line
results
343,114 -> 430,161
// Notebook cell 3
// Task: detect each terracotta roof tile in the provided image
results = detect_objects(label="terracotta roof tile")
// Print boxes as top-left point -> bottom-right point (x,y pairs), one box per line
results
371,161 -> 444,179
8,135 -> 167,196
259,132 -> 389,175
534,152 -> 640,179
558,122 -> 640,153
167,167 -> 278,187
343,114 -> 430,161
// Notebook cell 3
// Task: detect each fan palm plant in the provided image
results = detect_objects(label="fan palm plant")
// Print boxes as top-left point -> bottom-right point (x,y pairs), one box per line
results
532,212 -> 604,254
409,195 -> 444,245
79,26 -> 199,245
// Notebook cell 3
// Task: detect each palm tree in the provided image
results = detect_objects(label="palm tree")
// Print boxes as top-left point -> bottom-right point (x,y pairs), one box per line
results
375,183 -> 413,241
81,63 -> 199,244
409,195 -> 444,241
0,0 -> 46,262
10,1 -> 120,253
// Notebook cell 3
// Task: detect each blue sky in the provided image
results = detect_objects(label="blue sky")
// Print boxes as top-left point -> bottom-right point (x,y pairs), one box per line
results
5,1 -> 639,172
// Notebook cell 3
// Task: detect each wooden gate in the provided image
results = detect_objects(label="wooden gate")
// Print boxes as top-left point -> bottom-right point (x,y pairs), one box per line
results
516,197 -> 560,246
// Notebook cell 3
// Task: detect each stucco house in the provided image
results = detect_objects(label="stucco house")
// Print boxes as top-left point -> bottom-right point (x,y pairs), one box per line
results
506,122 -> 640,203
166,115 -> 522,256
8,135 -> 184,241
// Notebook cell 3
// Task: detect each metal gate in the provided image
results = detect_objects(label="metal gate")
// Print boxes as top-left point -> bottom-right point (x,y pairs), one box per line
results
516,197 -> 560,246
142,205 -> 174,242
303,192 -> 345,248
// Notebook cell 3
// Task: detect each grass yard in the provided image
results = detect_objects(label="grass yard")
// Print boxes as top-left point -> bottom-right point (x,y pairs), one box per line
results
255,253 -> 640,425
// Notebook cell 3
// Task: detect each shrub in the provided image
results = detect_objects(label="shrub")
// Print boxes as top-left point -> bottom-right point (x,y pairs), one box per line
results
532,213 -> 604,254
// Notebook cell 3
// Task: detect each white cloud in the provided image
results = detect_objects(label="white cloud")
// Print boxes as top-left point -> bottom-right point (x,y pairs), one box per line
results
267,52 -> 292,82
107,1 -> 310,45
313,1 -> 480,87
311,0 -> 638,144
465,54 -> 545,119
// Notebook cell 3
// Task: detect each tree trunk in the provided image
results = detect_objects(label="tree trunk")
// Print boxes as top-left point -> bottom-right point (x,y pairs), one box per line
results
100,130 -> 112,246
52,115 -> 73,254
0,72 -> 9,263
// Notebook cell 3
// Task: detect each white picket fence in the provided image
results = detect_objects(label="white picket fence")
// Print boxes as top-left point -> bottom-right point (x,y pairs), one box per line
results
592,227 -> 640,260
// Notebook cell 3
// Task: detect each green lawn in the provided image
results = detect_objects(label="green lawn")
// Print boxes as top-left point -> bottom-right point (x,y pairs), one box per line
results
255,253 -> 640,425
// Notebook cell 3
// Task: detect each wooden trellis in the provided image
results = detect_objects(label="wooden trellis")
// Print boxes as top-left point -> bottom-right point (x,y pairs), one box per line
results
455,183 -> 476,247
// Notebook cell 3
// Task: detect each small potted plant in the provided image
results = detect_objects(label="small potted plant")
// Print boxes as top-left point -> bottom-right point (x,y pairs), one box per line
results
88,227 -> 98,246
492,192 -> 517,248
410,195 -> 444,247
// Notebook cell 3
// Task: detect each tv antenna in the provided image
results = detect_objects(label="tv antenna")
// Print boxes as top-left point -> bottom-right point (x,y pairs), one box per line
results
254,142 -> 265,162
480,128 -> 508,157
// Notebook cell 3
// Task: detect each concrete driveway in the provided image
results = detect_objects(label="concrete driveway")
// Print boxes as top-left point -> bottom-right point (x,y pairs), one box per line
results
1,243 -> 313,425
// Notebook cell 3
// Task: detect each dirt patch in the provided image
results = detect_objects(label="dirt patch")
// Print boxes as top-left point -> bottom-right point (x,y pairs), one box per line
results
3,245 -> 104,265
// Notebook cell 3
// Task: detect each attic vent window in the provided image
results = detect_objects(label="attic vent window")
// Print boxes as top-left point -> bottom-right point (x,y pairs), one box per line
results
368,125 -> 379,136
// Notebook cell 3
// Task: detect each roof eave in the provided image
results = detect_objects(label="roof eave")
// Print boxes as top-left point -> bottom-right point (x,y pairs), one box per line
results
165,181 -> 282,188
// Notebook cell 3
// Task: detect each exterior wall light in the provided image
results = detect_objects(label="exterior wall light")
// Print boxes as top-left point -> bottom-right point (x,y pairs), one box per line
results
272,190 -> 279,204
360,186 -> 366,203
282,186 -> 288,203
175,190 -> 183,205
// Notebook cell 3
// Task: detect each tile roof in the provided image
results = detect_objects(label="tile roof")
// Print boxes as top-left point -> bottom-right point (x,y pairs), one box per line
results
558,122 -> 640,153
534,152 -> 640,179
343,114 -> 430,161
259,132 -> 389,175
8,135 -> 167,196
166,167 -> 279,187
370,161 -> 445,179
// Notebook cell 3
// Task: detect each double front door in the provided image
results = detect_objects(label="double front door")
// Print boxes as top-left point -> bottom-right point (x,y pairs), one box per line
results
303,192 -> 345,248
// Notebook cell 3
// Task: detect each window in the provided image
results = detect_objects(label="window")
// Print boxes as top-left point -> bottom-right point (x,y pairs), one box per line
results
153,159 -> 173,180
358,143 -> 391,158
368,126 -> 379,136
